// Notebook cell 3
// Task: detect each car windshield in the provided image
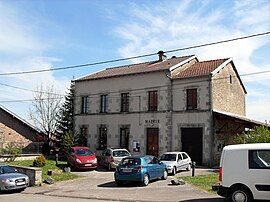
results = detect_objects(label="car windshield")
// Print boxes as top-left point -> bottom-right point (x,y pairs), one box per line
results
113,150 -> 130,157
160,154 -> 177,161
75,148 -> 93,156
120,158 -> 141,166
0,166 -> 16,174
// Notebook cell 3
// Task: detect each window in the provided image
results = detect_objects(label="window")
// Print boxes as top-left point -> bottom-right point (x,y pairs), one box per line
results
81,96 -> 89,114
98,126 -> 107,150
121,93 -> 129,112
182,153 -> 188,159
100,94 -> 108,113
249,150 -> 270,169
148,91 -> 158,111
178,154 -> 182,161
229,75 -> 232,84
186,89 -> 197,110
120,128 -> 129,150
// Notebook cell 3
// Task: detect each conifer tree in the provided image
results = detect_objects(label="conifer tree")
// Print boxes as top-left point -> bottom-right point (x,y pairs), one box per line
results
55,81 -> 75,150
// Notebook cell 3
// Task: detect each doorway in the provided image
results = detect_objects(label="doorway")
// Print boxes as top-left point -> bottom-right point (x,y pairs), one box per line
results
146,128 -> 159,157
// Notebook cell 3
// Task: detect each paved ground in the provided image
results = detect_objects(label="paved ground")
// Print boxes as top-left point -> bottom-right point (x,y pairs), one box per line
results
18,168 -> 225,202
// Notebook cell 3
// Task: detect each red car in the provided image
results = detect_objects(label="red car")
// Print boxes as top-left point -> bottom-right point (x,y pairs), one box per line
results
67,146 -> 98,170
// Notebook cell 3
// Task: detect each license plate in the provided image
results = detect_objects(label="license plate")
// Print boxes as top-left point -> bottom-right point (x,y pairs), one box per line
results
85,164 -> 92,166
16,182 -> 25,186
122,168 -> 132,173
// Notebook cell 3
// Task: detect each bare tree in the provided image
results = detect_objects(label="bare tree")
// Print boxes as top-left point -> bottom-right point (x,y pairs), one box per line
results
29,83 -> 63,150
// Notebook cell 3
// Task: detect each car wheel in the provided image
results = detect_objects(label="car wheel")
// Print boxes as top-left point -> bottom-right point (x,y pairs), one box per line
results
230,186 -> 253,202
172,167 -> 176,176
186,164 -> 191,171
162,170 -> 168,180
142,174 -> 149,186
115,180 -> 123,186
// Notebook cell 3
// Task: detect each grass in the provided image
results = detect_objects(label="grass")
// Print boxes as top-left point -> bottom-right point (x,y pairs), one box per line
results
180,173 -> 219,193
8,159 -> 79,182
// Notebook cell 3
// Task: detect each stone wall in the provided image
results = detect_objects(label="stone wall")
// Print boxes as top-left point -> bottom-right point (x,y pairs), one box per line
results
212,62 -> 246,116
10,165 -> 42,186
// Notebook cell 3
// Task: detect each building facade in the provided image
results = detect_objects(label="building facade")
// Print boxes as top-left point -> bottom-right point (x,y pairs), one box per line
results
0,105 -> 44,154
74,52 -> 252,166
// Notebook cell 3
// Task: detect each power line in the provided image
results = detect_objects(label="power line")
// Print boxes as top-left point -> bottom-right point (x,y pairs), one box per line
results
0,31 -> 269,76
0,69 -> 269,103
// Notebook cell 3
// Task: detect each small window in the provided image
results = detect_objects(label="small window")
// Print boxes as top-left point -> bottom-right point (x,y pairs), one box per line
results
186,89 -> 197,110
178,154 -> 182,161
148,91 -> 158,111
182,153 -> 188,159
81,96 -> 89,114
229,75 -> 232,84
79,126 -> 88,146
121,93 -> 129,112
98,126 -> 107,150
249,150 -> 270,169
100,95 -> 108,113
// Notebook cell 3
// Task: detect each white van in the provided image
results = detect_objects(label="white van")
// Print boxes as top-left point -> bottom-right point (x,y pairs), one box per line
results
217,143 -> 270,202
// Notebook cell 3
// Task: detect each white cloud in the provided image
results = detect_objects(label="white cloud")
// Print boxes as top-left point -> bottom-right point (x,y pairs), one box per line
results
0,2 -> 69,120
115,0 -> 270,122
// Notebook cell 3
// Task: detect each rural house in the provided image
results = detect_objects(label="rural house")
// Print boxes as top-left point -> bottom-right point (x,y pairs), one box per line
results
74,51 -> 263,166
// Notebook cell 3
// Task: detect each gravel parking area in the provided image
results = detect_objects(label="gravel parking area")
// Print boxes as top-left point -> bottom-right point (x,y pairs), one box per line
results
23,168 -> 223,202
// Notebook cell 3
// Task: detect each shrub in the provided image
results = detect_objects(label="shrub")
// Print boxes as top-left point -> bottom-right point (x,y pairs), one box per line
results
33,154 -> 46,167
0,142 -> 23,162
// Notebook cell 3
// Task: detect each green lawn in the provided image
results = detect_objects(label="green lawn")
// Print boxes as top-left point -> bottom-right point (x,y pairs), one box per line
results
180,173 -> 219,193
8,159 -> 79,182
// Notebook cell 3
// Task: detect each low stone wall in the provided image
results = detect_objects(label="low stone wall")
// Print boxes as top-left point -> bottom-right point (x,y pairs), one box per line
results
10,165 -> 42,186
0,154 -> 40,162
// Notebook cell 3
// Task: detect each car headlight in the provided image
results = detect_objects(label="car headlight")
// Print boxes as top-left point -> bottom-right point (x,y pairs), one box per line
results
93,158 -> 97,164
1,179 -> 10,183
76,158 -> 82,163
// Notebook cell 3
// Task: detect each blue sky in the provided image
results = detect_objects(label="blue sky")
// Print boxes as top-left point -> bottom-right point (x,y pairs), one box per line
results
0,0 -> 269,122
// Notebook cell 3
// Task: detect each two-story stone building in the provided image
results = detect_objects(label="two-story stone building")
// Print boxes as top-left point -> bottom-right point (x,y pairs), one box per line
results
74,51 -> 262,166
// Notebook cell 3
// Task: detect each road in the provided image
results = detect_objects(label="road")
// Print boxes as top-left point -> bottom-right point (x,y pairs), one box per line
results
1,169 -> 225,202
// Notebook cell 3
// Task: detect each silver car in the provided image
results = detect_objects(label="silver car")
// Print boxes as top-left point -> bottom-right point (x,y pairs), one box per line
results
99,148 -> 131,170
160,152 -> 192,175
0,165 -> 29,192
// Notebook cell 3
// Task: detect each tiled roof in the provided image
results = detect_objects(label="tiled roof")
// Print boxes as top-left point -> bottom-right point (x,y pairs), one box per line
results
172,59 -> 228,79
76,55 -> 193,81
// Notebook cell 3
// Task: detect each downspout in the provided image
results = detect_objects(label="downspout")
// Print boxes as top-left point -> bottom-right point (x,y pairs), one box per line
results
164,70 -> 173,151
209,74 -> 214,168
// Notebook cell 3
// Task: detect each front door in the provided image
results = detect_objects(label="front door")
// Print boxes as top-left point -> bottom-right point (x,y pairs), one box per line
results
181,128 -> 203,165
120,128 -> 129,150
147,128 -> 159,157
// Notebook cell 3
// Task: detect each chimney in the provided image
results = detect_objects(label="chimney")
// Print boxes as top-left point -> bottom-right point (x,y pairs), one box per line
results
157,50 -> 167,62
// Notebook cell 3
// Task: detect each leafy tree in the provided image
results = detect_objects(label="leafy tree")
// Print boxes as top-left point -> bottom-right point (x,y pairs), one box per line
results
55,82 -> 75,150
233,125 -> 270,144
60,130 -> 84,152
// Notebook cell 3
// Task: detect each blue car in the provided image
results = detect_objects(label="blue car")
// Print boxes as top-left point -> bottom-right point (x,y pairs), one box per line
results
114,155 -> 168,186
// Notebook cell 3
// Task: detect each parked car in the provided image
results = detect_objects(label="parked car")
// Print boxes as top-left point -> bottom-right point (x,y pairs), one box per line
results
114,155 -> 168,186
67,146 -> 98,170
99,148 -> 131,170
160,152 -> 191,175
216,143 -> 270,202
0,165 -> 29,192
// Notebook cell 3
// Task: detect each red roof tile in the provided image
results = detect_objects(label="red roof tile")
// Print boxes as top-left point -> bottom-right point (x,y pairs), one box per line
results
172,59 -> 228,79
76,55 -> 193,81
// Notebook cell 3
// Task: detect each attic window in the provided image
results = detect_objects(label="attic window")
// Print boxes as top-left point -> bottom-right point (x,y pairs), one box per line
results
229,75 -> 232,84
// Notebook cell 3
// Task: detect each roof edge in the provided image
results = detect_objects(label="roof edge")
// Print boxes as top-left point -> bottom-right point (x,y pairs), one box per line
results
169,55 -> 197,71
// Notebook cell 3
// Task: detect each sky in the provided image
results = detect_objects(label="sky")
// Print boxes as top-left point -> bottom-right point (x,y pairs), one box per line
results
0,0 -> 269,123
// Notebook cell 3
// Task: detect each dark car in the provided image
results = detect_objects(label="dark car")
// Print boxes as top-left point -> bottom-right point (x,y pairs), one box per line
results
0,165 -> 29,192
67,146 -> 98,170
114,155 -> 168,186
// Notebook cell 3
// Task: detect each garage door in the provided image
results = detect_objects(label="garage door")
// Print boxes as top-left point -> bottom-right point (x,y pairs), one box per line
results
181,128 -> 203,166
